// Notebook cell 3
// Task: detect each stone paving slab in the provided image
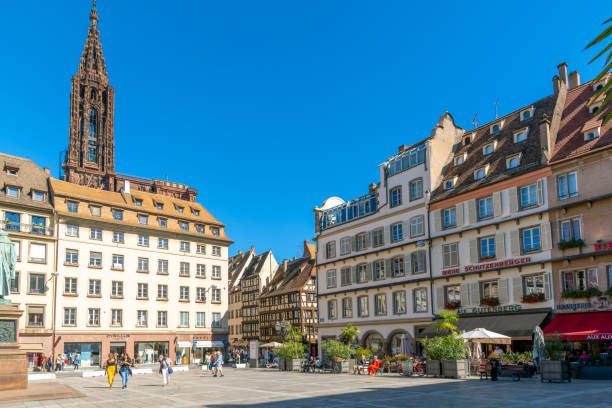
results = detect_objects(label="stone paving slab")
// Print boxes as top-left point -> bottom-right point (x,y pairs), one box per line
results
1,368 -> 611,408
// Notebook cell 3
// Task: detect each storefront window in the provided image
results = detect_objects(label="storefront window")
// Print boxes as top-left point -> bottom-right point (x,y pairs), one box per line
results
134,341 -> 169,364
64,342 -> 101,367
365,333 -> 384,357
176,343 -> 191,365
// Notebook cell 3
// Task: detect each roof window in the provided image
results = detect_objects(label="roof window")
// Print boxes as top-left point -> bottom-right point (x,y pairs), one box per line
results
490,121 -> 504,135
584,127 -> 600,142
521,107 -> 535,121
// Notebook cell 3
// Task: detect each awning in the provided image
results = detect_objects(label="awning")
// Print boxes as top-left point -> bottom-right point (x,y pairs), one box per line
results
543,312 -> 612,340
19,343 -> 43,352
176,341 -> 191,348
418,312 -> 549,339
194,340 -> 224,348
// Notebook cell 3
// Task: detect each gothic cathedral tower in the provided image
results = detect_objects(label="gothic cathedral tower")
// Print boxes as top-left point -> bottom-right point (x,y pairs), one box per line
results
63,1 -> 115,190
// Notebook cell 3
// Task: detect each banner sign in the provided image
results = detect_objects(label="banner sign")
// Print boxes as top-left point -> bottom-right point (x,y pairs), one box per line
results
594,241 -> 612,251
458,304 -> 522,315
464,257 -> 531,273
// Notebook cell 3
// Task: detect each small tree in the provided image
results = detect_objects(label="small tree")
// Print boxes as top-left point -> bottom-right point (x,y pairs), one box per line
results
339,324 -> 360,345
434,311 -> 458,333
321,339 -> 353,361
421,332 -> 470,361
280,324 -> 305,360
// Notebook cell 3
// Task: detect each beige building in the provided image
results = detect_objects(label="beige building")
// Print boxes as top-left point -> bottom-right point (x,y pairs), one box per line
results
228,248 -> 253,346
50,178 -> 231,366
2,153 -> 56,368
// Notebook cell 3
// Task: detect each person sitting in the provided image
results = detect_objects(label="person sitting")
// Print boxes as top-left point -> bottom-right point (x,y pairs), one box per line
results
266,356 -> 279,369
367,356 -> 381,376
306,355 -> 316,372
353,355 -> 368,375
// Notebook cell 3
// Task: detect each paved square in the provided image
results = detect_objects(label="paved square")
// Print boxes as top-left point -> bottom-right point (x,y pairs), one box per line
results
3,369 -> 612,408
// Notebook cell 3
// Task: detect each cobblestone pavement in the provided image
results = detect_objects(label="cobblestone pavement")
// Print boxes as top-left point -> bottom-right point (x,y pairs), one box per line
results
3,368 -> 612,408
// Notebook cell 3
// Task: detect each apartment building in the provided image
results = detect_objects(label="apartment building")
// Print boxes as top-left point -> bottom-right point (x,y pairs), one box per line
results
228,248 -> 253,346
241,250 -> 277,341
314,114 -> 463,356
424,64 -> 571,351
50,178 -> 231,367
1,154 -> 56,367
260,242 -> 318,354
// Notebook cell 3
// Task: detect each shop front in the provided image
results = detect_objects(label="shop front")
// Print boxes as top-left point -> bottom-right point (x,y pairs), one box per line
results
175,341 -> 191,365
134,341 -> 168,365
64,342 -> 101,367
193,339 -> 225,363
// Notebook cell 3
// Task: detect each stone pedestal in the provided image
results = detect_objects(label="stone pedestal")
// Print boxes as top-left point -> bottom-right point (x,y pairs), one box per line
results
0,304 -> 27,390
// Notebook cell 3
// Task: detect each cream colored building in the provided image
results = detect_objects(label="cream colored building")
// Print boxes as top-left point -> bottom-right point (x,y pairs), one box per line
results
314,113 -> 463,356
49,178 -> 232,367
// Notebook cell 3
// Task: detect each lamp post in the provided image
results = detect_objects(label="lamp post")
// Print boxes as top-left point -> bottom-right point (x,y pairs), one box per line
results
46,271 -> 59,360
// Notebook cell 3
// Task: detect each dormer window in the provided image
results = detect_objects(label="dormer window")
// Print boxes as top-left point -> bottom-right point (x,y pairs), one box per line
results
584,127 -> 600,141
155,202 -> 163,210
521,107 -> 534,121
6,186 -> 19,198
514,128 -> 528,144
463,135 -> 472,146
490,121 -> 504,135
158,218 -> 167,228
474,167 -> 487,180
138,214 -> 148,225
455,155 -> 464,166
211,227 -> 220,237
593,80 -> 606,92
179,221 -> 189,232
90,205 -> 102,217
196,224 -> 205,234
506,154 -> 521,169
175,204 -> 184,214
444,179 -> 454,190
133,197 -> 143,206
483,142 -> 495,156
6,167 -> 18,176
191,208 -> 200,216
590,103 -> 601,115
32,191 -> 45,202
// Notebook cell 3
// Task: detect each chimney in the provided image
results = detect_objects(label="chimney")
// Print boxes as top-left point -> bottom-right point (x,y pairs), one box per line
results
124,180 -> 131,194
557,62 -> 568,85
569,71 -> 580,89
552,75 -> 561,94
237,249 -> 242,255
398,144 -> 409,153
539,113 -> 552,161
43,167 -> 50,175
369,183 -> 377,193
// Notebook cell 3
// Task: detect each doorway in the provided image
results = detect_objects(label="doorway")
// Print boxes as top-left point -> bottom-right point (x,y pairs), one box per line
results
110,342 -> 126,356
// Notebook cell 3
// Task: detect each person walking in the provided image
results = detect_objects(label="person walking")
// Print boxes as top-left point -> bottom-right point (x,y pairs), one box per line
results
118,353 -> 133,389
73,353 -> 81,371
55,355 -> 63,371
205,352 -> 211,372
159,354 -> 171,387
104,353 -> 117,389
210,352 -> 217,376
215,351 -> 224,377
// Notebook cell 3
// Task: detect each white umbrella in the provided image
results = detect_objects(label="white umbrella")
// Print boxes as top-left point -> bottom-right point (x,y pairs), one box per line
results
462,328 -> 511,344
260,342 -> 283,348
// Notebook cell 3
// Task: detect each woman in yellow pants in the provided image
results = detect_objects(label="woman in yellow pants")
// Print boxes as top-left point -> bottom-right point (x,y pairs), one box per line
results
105,353 -> 117,389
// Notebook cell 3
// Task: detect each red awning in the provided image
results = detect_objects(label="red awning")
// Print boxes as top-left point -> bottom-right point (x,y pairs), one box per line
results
543,312 -> 612,340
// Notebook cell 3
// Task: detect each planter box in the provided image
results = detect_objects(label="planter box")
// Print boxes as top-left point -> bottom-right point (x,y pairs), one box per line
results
442,360 -> 469,379
400,361 -> 414,376
336,359 -> 354,373
426,360 -> 441,377
541,360 -> 571,383
578,365 -> 612,380
286,359 -> 303,372
279,359 -> 286,371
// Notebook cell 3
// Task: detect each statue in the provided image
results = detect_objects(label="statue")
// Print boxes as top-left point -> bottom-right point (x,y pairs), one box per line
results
0,229 -> 17,305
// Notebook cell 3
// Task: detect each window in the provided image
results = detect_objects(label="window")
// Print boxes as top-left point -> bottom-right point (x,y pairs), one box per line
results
6,186 -> 19,198
443,207 -> 456,228
90,228 -> 102,240
29,243 -> 46,263
175,205 -> 184,214
157,259 -> 168,275
158,218 -> 167,228
212,287 -> 221,303
375,294 -> 387,316
28,274 -> 44,294
196,264 -> 206,277
157,284 -> 168,300
479,236 -> 496,260
340,267 -> 352,286
560,218 -> 581,242
507,155 -> 520,169
138,235 -> 149,246
455,155 -> 464,166
409,178 -> 424,201
64,277 -> 77,295
340,238 -> 351,255
584,128 -> 600,141
111,309 -> 123,326
65,249 -> 78,265
180,286 -> 189,301
67,201 -> 78,213
180,311 -> 189,327
179,262 -> 190,276
212,313 -> 221,328
195,224 -> 204,234
325,241 -> 336,258
197,287 -> 206,302
483,143 -> 494,155
12,240 -> 21,261
481,280 -> 498,299
356,233 -> 367,251
520,184 -> 538,208
66,224 -> 79,237
63,308 -> 76,326
410,215 -> 424,237
391,256 -> 404,277
327,269 -> 337,288
393,291 -> 406,314
373,260 -> 385,280
212,265 -> 221,279
557,172 -> 578,200
522,226 -> 541,252
179,221 -> 189,232
390,186 -> 402,207
90,206 -> 101,217
155,201 -> 164,210
521,109 -> 532,121
111,281 -> 123,298
445,285 -> 461,305
196,244 -> 206,254
138,215 -> 148,225
133,198 -> 142,206
474,168 -> 486,180
414,288 -> 428,312
196,312 -> 205,327
113,231 -> 124,243
88,279 -> 101,296
112,209 -> 123,221
563,269 -> 598,292
180,241 -> 190,252
137,310 -> 148,327
88,308 -> 100,326
6,167 -> 18,176
342,298 -> 352,318
10,271 -> 19,293
136,257 -> 149,272
391,223 -> 403,242
4,212 -> 20,231
590,104 -> 601,114
491,123 -> 500,134
356,264 -> 367,283
442,242 -> 459,268
411,251 -> 426,274
157,311 -> 168,327
478,197 -> 493,220
328,300 -> 337,320
514,131 -> 527,143
89,251 -> 102,267
357,296 -> 369,317
444,180 -> 454,190
137,283 -> 148,299
524,275 -> 544,295
372,228 -> 384,247
463,135 -> 471,146
27,306 -> 44,327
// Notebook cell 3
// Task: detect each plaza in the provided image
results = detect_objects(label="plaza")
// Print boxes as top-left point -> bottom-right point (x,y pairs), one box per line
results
2,368 -> 612,408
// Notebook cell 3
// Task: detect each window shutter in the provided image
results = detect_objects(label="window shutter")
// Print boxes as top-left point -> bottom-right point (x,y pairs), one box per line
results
385,259 -> 392,276
351,236 -> 357,252
403,221 -> 410,239
495,232 -> 505,259
436,286 -> 445,312
493,191 -> 502,217
544,273 -> 552,300
509,187 -> 519,214
468,200 -> 477,224
380,227 -> 386,246
365,263 -> 372,282
541,222 -> 552,250
470,282 -> 480,305
510,230 -> 520,256
404,254 -> 412,275
456,203 -> 464,226
433,209 -> 441,233
537,179 -> 544,206
354,267 -> 360,284
513,277 -> 523,302
365,231 -> 371,248
469,239 -> 478,264
460,283 -> 470,306
421,251 -> 427,273
498,278 -> 509,304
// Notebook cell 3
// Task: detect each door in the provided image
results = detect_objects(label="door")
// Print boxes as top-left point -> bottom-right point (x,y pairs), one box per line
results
110,342 -> 126,357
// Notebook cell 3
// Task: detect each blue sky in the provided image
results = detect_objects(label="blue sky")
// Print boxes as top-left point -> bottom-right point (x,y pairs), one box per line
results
0,0 -> 609,260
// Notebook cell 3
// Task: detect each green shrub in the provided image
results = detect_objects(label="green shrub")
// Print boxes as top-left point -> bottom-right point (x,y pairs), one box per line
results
354,346 -> 372,360
321,339 -> 353,361
421,332 -> 470,361
273,341 -> 305,360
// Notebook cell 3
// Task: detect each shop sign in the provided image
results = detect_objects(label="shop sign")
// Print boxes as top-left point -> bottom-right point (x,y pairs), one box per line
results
586,334 -> 612,340
107,334 -> 130,339
464,257 -> 531,273
458,304 -> 522,315
558,297 -> 612,312
557,303 -> 591,310
594,241 -> 612,251
442,268 -> 460,276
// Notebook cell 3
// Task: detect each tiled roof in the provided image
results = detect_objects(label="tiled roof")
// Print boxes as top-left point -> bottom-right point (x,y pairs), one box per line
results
260,257 -> 316,297
431,95 -> 555,202
0,153 -> 53,211
552,81 -> 612,162
243,251 -> 272,279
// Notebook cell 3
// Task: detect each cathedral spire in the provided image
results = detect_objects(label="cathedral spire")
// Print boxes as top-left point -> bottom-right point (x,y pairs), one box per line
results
78,0 -> 107,79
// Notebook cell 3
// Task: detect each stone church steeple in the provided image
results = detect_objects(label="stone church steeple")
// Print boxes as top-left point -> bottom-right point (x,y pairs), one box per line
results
63,0 -> 116,190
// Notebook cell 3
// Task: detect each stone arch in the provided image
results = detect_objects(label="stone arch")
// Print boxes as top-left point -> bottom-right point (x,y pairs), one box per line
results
360,330 -> 385,357
386,329 -> 415,356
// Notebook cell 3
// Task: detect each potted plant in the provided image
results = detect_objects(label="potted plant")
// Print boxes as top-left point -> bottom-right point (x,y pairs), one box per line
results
541,334 -> 571,383
522,293 -> 545,303
480,296 -> 500,307
421,311 -> 470,378
321,339 -> 353,373
339,324 -> 360,373
396,354 -> 413,376
274,325 -> 306,371
558,239 -> 585,250
561,288 -> 603,299
444,300 -> 461,310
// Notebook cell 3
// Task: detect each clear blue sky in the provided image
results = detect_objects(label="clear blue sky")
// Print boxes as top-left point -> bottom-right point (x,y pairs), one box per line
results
0,1 -> 608,260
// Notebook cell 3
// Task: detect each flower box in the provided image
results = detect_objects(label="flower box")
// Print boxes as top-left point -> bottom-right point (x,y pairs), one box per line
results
561,288 -> 602,299
541,360 -> 571,383
442,359 -> 469,379
445,301 -> 461,310
522,293 -> 545,303
480,297 -> 500,307
558,239 -> 584,250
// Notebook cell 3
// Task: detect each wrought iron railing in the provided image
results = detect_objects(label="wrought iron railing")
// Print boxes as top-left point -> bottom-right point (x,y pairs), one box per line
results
1,222 -> 54,236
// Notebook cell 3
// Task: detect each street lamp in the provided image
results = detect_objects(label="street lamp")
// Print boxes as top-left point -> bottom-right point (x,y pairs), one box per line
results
46,271 -> 59,359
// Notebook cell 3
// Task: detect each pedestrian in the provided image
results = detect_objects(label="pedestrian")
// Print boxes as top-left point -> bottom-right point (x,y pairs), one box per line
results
205,352 -> 211,371
55,355 -> 63,371
47,355 -> 54,372
104,353 -> 117,389
118,353 -> 133,389
159,354 -> 171,387
73,353 -> 81,371
216,351 -> 224,377
211,352 -> 217,376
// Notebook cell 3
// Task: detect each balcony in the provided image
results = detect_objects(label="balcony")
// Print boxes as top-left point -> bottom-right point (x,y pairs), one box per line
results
319,191 -> 377,231
2,221 -> 54,236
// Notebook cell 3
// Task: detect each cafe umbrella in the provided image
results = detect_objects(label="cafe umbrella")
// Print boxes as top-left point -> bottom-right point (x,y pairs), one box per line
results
0,228 -> 17,304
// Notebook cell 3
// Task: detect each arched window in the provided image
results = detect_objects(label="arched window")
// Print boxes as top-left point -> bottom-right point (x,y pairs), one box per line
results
89,109 -> 97,140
